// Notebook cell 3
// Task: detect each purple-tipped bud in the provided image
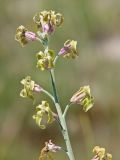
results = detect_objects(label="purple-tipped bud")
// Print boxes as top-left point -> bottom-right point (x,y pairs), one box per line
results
25,31 -> 36,41
59,45 -> 71,55
70,86 -> 94,112
70,92 -> 86,104
33,84 -> 42,93
58,40 -> 78,58
25,31 -> 37,41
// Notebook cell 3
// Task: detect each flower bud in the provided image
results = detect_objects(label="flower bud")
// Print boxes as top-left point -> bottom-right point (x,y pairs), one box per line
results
70,86 -> 94,112
36,50 -> 54,71
33,101 -> 55,129
106,153 -> 112,160
15,25 -> 37,46
25,31 -> 37,41
93,146 -> 105,159
92,146 -> 112,160
42,23 -> 55,35
33,84 -> 42,92
58,40 -> 78,58
20,76 -> 42,100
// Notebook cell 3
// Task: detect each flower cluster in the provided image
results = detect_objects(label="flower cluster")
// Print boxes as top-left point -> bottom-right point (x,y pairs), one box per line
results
33,101 -> 55,129
70,86 -> 94,112
15,10 -> 97,160
92,146 -> 112,160
33,10 -> 63,35
15,10 -> 79,75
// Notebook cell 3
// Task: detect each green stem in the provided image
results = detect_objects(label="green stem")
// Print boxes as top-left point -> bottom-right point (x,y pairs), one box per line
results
63,103 -> 72,119
42,89 -> 55,102
50,69 -> 75,160
50,69 -> 59,103
56,103 -> 75,160
36,37 -> 49,50
54,55 -> 59,66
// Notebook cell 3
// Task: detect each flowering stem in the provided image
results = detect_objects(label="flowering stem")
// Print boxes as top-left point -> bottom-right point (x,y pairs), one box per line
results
50,69 -> 59,103
49,69 -> 75,160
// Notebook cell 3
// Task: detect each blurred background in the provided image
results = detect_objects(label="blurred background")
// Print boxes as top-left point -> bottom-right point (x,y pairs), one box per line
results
0,0 -> 120,159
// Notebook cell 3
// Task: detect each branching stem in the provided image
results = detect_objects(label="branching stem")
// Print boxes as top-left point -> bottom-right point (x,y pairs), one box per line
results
50,68 -> 75,160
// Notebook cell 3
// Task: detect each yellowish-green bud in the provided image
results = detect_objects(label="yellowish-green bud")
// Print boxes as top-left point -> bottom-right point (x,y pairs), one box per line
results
106,153 -> 112,160
92,146 -> 112,160
36,50 -> 54,71
93,146 -> 105,159
20,76 -> 42,100
70,86 -> 94,112
33,101 -> 55,129
58,40 -> 78,58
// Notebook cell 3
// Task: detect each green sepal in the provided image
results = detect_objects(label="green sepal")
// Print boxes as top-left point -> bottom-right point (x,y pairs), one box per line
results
80,86 -> 94,112
82,96 -> 94,112
37,31 -> 49,47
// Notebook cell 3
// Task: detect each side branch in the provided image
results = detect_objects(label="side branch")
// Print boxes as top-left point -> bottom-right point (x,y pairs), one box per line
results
63,103 -> 72,119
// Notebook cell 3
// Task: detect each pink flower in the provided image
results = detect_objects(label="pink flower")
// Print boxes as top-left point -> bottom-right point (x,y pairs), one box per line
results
47,140 -> 61,152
